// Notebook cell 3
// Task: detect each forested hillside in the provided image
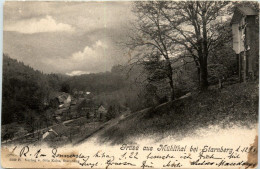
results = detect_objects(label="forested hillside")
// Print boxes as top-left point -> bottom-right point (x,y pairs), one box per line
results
2,54 -> 66,124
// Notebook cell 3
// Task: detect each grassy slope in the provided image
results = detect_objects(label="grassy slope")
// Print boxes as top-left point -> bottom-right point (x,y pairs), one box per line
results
98,82 -> 258,144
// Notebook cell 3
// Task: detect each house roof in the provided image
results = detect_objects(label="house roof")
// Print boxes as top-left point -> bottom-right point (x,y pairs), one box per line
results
55,107 -> 69,115
51,124 -> 69,135
49,92 -> 70,103
58,93 -> 70,103
98,105 -> 107,113
237,6 -> 258,16
43,124 -> 68,139
231,7 -> 257,24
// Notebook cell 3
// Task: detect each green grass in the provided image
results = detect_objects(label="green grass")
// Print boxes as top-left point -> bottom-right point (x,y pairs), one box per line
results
98,82 -> 258,145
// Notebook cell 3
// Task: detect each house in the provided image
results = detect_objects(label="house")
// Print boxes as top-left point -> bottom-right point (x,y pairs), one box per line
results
78,91 -> 84,95
84,92 -> 94,99
58,93 -> 71,108
64,98 -> 90,119
74,98 -> 95,118
72,89 -> 78,96
97,105 -> 107,114
49,92 -> 72,109
42,129 -> 58,140
54,106 -> 70,121
42,124 -> 69,140
96,105 -> 107,120
71,99 -> 77,105
231,6 -> 259,81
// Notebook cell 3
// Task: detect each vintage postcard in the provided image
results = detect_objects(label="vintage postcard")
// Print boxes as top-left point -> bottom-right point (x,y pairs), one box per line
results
1,1 -> 259,168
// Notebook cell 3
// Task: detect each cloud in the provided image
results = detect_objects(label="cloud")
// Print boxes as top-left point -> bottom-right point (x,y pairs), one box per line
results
68,40 -> 108,63
94,40 -> 108,49
3,2 -> 133,74
44,40 -> 112,73
66,70 -> 90,76
4,2 -> 133,35
71,46 -> 96,61
4,15 -> 75,34
69,40 -> 109,63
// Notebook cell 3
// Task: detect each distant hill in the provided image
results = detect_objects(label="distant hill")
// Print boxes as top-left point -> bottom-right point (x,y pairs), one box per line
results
65,71 -> 127,95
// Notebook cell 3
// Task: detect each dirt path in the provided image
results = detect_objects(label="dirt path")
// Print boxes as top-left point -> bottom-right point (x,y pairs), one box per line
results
75,93 -> 193,145
75,111 -> 132,145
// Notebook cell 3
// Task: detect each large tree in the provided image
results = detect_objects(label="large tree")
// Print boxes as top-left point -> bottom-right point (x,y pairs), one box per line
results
127,1 -> 178,100
128,1 -> 231,97
161,1 -> 230,89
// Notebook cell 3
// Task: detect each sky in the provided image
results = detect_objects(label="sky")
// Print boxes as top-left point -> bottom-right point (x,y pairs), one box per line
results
3,1 -> 134,75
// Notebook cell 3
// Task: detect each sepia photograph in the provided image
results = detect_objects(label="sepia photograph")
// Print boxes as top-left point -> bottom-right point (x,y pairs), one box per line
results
1,1 -> 259,168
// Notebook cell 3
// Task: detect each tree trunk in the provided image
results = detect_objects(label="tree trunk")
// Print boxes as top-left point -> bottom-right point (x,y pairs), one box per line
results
194,59 -> 200,86
169,79 -> 175,101
166,58 -> 175,101
199,61 -> 208,90
200,8 -> 209,90
197,67 -> 200,85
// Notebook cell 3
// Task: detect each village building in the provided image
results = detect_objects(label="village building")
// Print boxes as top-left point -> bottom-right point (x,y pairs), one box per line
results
78,91 -> 84,96
49,92 -> 72,109
48,92 -> 73,122
71,99 -> 77,105
84,91 -> 94,100
96,105 -> 107,121
42,124 -> 69,140
231,6 -> 259,82
69,98 -> 86,118
72,89 -> 78,96
54,107 -> 70,122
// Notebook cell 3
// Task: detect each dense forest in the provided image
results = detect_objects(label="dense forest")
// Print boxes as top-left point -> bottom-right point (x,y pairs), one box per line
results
3,54 -> 62,124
